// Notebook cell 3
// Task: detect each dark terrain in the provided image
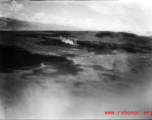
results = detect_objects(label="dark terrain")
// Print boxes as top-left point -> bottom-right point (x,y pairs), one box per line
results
0,31 -> 152,119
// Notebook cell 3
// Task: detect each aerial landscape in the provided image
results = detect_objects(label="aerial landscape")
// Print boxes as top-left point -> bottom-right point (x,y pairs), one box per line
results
1,27 -> 152,119
0,0 -> 152,119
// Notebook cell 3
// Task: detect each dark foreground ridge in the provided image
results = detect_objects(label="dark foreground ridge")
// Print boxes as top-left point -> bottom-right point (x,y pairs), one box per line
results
0,45 -> 82,74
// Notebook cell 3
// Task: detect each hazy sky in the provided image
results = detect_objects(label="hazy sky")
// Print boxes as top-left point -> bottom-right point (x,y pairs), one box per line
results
0,0 -> 152,35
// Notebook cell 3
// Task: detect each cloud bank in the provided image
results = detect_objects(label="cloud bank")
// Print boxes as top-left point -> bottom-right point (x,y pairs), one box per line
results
0,0 -> 152,35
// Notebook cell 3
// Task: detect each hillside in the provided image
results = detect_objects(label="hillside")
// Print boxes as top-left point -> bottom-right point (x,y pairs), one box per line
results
0,17 -> 78,30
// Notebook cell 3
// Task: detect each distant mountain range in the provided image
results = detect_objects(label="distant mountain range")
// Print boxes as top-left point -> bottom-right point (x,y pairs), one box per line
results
0,17 -> 78,30
0,17 -> 152,38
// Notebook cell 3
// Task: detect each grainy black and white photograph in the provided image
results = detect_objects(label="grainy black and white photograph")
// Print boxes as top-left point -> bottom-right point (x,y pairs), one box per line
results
0,0 -> 152,119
